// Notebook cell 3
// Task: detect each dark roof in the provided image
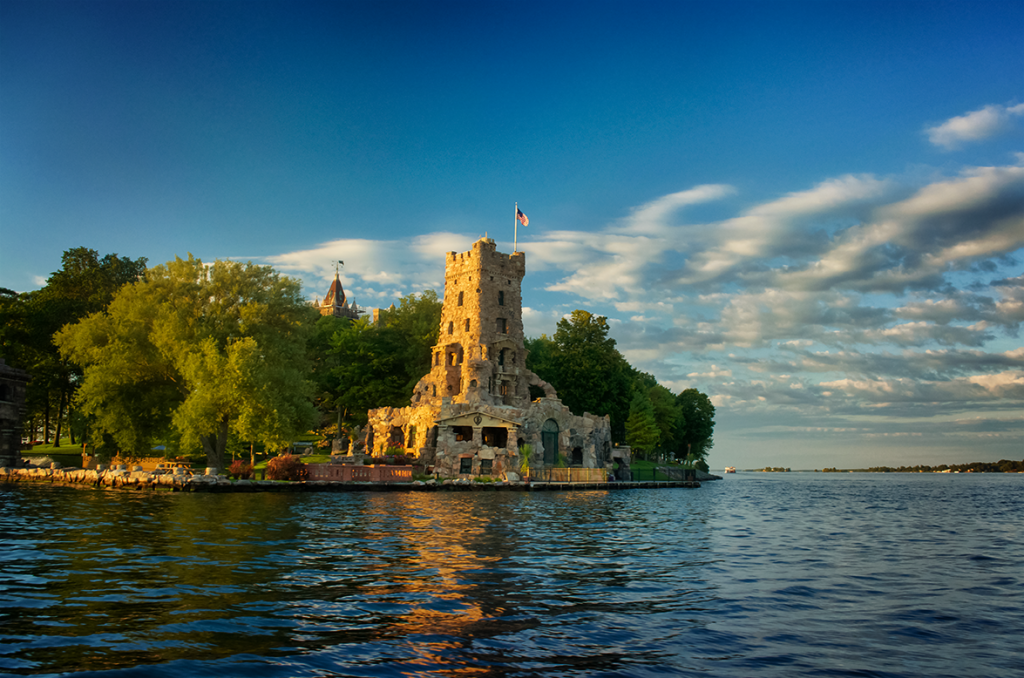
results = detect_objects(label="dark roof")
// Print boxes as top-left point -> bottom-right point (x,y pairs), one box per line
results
324,273 -> 346,308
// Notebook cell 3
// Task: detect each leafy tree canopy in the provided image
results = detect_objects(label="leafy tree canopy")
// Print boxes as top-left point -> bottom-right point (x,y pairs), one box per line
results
56,255 -> 316,469
0,248 -> 147,446
527,311 -> 715,453
677,388 -> 716,460
327,290 -> 441,426
527,310 -> 634,439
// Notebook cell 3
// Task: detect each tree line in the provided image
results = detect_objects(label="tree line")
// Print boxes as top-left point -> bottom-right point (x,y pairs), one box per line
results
0,249 -> 714,470
864,460 -> 1024,473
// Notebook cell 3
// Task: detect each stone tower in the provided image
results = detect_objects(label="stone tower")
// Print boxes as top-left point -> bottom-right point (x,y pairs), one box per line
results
412,237 -> 533,408
365,237 -> 612,479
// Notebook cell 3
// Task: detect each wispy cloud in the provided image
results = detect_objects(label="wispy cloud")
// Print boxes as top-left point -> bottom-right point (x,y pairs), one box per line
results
257,131 -> 1024,461
926,102 -> 1024,149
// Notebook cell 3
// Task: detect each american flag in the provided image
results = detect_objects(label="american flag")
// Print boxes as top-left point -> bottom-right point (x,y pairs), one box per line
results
516,208 -> 529,227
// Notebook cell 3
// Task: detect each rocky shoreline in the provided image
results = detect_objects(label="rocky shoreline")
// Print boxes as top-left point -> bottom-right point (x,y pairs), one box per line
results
1,464 -> 704,492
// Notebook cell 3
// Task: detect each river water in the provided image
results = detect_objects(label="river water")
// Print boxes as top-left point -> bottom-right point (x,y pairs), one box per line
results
1,473 -> 1021,677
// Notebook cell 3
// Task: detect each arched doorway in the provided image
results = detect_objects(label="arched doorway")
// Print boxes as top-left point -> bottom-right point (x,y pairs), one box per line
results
542,419 -> 559,466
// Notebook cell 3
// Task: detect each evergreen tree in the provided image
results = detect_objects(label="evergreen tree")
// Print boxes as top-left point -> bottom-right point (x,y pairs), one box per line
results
625,388 -> 661,460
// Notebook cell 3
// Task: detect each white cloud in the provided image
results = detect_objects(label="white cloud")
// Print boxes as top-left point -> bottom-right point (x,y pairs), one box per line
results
621,184 -> 735,236
926,102 -> 1024,149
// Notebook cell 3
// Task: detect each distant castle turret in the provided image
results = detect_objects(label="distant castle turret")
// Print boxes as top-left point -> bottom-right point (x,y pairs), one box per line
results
317,271 -> 359,320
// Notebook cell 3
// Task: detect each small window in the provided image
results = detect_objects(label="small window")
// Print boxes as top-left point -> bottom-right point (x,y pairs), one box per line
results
480,459 -> 493,475
496,318 -> 507,334
482,427 -> 508,447
465,319 -> 470,332
432,385 -> 437,396
458,291 -> 464,306
459,458 -> 473,474
448,321 -> 454,335
407,426 -> 417,448
498,291 -> 505,306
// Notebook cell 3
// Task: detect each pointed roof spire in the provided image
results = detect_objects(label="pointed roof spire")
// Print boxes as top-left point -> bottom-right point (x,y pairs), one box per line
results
324,271 -> 346,308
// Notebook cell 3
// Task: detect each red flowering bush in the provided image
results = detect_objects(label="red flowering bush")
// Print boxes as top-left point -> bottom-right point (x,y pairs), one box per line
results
266,454 -> 309,481
228,460 -> 253,480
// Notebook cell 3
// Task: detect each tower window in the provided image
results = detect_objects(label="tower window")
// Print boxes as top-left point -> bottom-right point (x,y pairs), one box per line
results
498,291 -> 505,306
458,291 -> 464,306
448,321 -> 454,335
465,319 -> 470,332
496,318 -> 507,334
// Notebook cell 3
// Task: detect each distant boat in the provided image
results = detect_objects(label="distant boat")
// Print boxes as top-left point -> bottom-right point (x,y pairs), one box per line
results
724,466 -> 736,473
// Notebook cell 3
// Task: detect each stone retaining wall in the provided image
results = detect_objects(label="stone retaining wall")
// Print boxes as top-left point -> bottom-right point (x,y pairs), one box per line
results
0,465 -> 700,492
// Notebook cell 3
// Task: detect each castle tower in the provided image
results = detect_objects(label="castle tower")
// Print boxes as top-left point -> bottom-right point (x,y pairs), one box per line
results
365,236 -> 612,480
419,237 -> 529,407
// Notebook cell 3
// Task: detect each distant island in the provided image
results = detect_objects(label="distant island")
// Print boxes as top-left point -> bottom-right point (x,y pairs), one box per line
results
819,460 -> 1024,473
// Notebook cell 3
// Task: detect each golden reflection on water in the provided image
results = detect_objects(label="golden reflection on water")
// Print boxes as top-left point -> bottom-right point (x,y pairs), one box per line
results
358,492 -> 528,674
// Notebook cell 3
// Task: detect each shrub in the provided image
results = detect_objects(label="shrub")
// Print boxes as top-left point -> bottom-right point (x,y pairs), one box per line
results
519,444 -> 533,475
266,454 -> 308,481
229,460 -> 253,480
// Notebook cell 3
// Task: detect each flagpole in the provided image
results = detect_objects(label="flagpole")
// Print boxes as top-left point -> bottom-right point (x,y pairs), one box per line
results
514,202 -> 518,253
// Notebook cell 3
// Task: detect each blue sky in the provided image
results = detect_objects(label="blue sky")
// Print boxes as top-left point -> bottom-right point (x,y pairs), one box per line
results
2,0 -> 1022,469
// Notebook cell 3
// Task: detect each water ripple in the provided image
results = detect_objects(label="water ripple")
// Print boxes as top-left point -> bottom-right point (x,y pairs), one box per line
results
0,476 -> 1021,676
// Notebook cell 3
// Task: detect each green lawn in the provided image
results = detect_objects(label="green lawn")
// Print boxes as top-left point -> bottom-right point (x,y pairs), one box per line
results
630,459 -> 686,481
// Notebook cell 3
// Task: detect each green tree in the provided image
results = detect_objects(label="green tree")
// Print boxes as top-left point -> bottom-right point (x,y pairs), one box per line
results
57,255 -> 316,470
676,388 -> 715,462
375,290 -> 442,391
0,248 -> 147,446
307,314 -> 354,425
649,382 -> 684,459
327,290 -> 441,426
625,388 -> 660,460
529,310 -> 633,440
